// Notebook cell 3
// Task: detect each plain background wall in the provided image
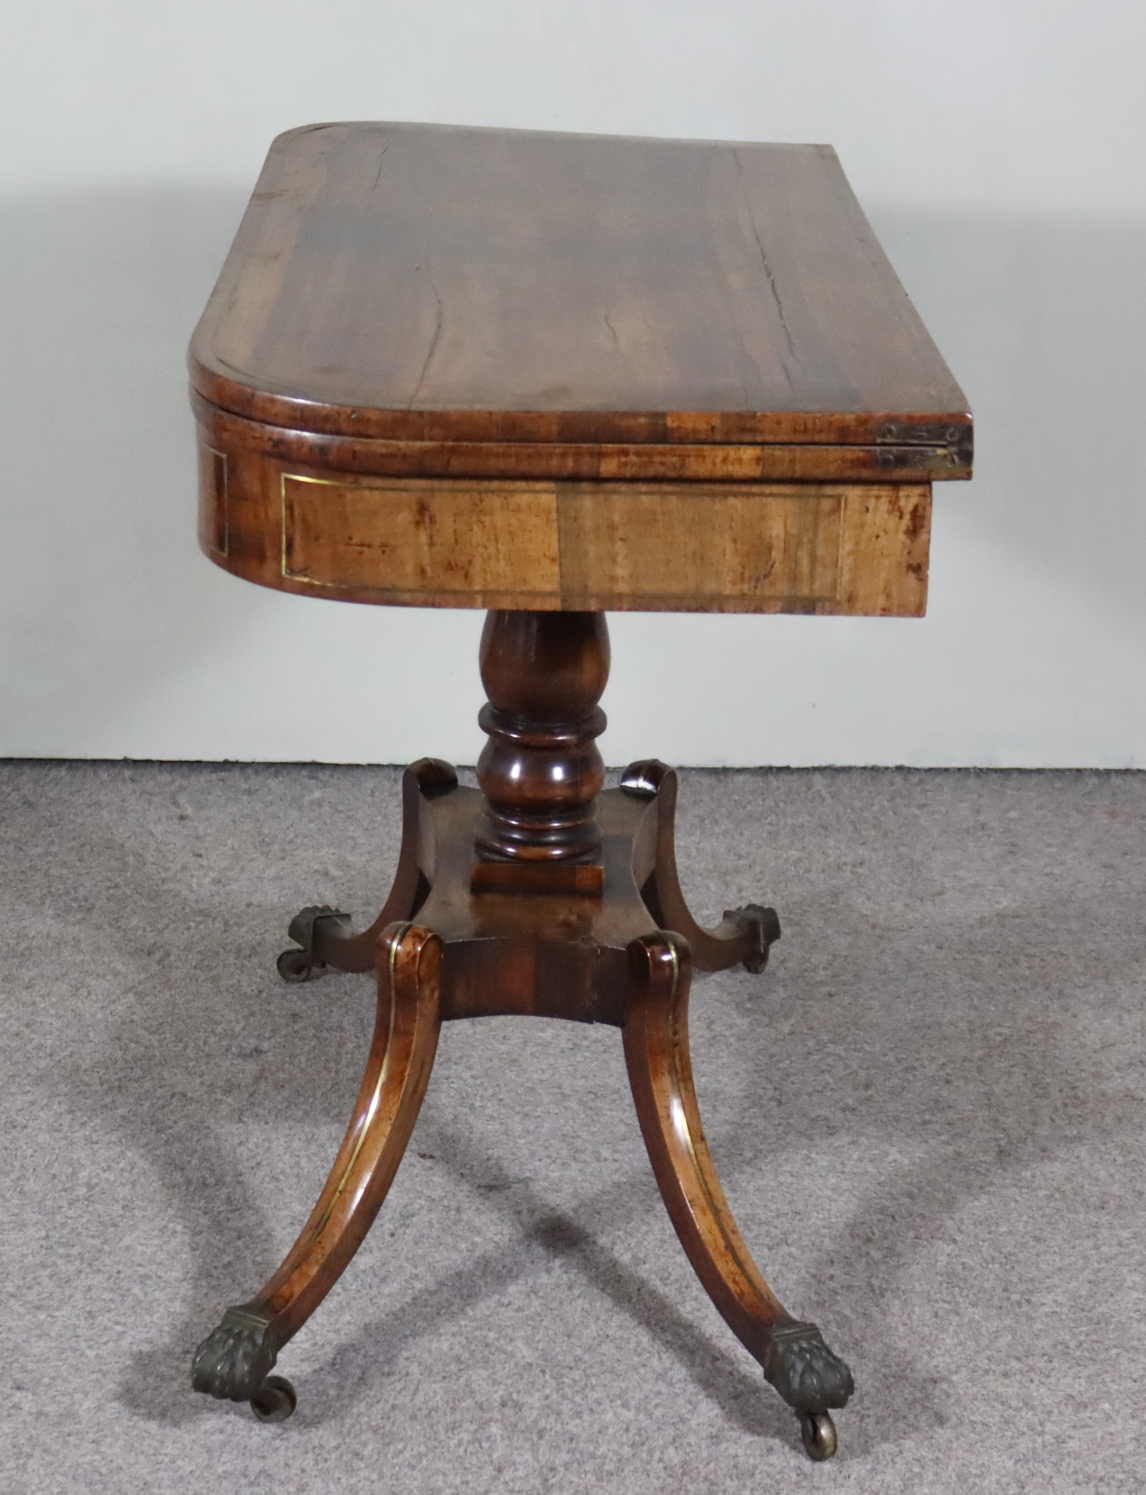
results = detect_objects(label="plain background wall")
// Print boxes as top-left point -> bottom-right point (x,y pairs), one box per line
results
2,0 -> 1144,767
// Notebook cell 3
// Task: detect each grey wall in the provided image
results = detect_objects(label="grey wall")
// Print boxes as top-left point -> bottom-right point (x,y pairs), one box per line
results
3,1 -> 1144,765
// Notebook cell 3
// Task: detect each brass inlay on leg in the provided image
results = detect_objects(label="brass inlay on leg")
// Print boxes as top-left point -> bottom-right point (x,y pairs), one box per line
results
661,937 -> 772,1310
198,444 -> 229,556
293,921 -> 414,1251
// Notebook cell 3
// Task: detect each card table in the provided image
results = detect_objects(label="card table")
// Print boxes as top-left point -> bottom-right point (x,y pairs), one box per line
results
188,122 -> 970,1460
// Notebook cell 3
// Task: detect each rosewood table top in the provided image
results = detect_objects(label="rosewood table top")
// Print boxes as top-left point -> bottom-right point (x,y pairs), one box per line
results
191,123 -> 970,617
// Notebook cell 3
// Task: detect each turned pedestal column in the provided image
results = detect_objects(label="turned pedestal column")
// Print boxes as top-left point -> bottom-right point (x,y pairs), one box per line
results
473,610 -> 610,890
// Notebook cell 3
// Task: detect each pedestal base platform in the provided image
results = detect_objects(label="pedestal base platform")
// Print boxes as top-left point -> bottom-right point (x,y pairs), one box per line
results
191,754 -> 854,1461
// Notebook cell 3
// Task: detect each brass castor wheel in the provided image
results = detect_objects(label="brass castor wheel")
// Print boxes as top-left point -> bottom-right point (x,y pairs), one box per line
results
276,949 -> 322,983
250,1374 -> 297,1423
798,1410 -> 838,1461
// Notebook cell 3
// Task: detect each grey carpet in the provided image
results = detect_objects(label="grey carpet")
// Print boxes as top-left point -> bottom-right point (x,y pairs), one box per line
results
2,762 -> 1144,1494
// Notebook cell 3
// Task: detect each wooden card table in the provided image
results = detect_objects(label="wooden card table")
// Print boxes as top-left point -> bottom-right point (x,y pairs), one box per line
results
188,123 -> 970,1460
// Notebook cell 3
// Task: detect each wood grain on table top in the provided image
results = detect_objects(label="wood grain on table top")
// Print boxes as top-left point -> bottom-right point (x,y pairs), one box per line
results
190,122 -> 970,469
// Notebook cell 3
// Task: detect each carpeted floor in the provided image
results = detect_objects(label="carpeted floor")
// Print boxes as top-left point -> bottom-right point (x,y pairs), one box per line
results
1,761 -> 1144,1494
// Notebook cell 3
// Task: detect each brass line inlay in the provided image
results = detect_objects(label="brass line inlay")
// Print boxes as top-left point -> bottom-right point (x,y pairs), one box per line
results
200,444 -> 229,556
663,937 -> 768,1306
292,922 -> 416,1257
280,471 -> 561,593
835,490 -> 847,596
277,473 -> 878,609
556,487 -> 845,604
281,471 -> 342,587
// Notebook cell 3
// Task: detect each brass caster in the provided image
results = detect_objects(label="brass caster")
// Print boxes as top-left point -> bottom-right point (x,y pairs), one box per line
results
251,1374 -> 297,1423
798,1409 -> 838,1461
276,949 -> 322,983
723,903 -> 781,974
278,906 -> 352,981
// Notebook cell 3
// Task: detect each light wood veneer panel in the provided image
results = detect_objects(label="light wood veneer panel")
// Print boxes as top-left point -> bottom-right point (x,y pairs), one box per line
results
198,447 -> 930,616
282,476 -> 560,596
556,487 -> 843,607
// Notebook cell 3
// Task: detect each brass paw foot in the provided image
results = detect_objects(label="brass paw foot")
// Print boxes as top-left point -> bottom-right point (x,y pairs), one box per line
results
764,1321 -> 854,1460
721,902 -> 781,973
764,1321 -> 854,1412
191,1305 -> 282,1404
277,905 -> 352,982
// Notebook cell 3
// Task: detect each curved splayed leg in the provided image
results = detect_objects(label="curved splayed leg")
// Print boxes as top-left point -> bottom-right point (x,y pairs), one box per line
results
193,921 -> 442,1416
621,762 -> 780,974
623,931 -> 853,1459
276,759 -> 456,980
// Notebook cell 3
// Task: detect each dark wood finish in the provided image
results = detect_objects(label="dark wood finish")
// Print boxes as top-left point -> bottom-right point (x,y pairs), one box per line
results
623,931 -> 853,1460
295,745 -> 778,998
192,389 -> 964,485
474,610 -> 608,870
194,715 -> 854,1453
190,122 -> 969,475
256,922 -> 440,1342
190,120 -> 973,1458
624,931 -> 793,1354
192,921 -> 442,1403
622,759 -> 779,971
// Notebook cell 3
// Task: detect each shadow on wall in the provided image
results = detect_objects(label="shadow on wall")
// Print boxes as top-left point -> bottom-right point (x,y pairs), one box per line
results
0,183 -> 260,750
0,184 -> 1144,757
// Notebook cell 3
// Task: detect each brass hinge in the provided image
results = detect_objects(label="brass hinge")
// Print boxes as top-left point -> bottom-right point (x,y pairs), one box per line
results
876,420 -> 972,473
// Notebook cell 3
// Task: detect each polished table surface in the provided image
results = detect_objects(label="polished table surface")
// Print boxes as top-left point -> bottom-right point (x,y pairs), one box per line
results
192,122 -> 970,615
189,123 -> 971,1459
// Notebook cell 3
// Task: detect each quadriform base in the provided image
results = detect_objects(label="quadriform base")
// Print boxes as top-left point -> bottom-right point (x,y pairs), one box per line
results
191,612 -> 855,1461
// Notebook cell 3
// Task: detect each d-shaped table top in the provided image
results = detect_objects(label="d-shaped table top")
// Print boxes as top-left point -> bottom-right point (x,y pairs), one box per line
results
191,123 -> 970,615
191,121 -> 970,472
